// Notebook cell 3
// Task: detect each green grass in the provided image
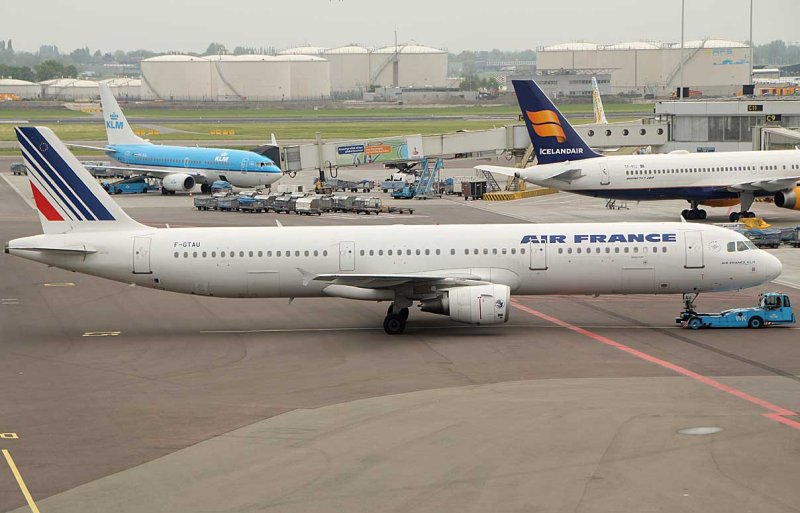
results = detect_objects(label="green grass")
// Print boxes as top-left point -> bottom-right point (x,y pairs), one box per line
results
0,102 -> 653,120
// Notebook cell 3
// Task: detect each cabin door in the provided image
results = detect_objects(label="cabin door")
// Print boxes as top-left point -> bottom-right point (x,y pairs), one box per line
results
600,163 -> 610,185
684,231 -> 704,269
529,242 -> 548,270
241,158 -> 249,174
132,236 -> 152,274
339,241 -> 355,271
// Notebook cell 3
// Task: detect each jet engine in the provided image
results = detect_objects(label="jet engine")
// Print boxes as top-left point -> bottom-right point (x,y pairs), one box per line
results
420,284 -> 510,325
161,174 -> 196,192
774,187 -> 800,210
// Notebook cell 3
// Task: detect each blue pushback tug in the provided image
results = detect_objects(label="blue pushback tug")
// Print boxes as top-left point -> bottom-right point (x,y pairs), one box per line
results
676,293 -> 795,329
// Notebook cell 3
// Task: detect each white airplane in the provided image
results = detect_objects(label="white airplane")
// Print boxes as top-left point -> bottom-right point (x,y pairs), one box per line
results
6,127 -> 782,334
74,84 -> 283,194
479,80 -> 800,222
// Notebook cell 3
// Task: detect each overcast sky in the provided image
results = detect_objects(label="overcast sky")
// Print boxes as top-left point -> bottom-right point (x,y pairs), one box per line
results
2,0 -> 798,54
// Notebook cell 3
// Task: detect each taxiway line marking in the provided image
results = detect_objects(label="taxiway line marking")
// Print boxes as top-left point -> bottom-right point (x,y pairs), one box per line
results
512,300 -> 800,431
2,449 -> 41,513
773,279 -> 800,291
0,175 -> 35,210
199,324 -> 718,334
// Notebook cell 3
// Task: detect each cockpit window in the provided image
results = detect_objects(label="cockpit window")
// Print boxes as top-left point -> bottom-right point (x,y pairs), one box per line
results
727,242 -> 736,252
745,241 -> 757,250
737,241 -> 748,251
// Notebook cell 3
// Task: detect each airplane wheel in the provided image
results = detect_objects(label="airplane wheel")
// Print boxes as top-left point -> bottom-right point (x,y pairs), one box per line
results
399,307 -> 409,321
745,212 -> 756,219
699,210 -> 707,220
748,316 -> 763,329
383,314 -> 406,335
681,209 -> 689,219
688,317 -> 703,330
729,212 -> 740,222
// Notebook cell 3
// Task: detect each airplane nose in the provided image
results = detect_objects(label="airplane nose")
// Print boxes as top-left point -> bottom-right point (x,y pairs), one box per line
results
763,251 -> 783,282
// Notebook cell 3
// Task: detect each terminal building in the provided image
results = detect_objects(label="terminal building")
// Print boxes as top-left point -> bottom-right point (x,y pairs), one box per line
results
655,98 -> 800,152
537,39 -> 751,97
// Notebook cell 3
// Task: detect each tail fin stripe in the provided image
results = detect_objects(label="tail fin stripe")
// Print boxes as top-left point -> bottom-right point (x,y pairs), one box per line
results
19,143 -> 83,221
24,153 -> 77,221
18,131 -> 91,220
20,128 -> 115,221
30,182 -> 64,221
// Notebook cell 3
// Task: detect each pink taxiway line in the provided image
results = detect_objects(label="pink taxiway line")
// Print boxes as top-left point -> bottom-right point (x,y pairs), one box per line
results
512,300 -> 800,431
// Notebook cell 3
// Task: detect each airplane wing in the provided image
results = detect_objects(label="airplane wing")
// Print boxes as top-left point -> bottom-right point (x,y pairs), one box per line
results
727,176 -> 800,192
476,165 -> 583,183
298,269 -> 487,289
66,143 -> 112,152
82,163 -> 206,180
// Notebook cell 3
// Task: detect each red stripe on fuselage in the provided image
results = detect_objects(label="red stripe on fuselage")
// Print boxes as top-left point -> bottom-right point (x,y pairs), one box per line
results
30,182 -> 64,221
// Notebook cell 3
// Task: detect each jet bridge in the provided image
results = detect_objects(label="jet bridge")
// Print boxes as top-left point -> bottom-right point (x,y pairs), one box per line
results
279,121 -> 669,174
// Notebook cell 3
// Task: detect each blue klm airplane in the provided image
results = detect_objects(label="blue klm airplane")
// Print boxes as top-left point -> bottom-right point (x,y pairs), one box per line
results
78,84 -> 283,194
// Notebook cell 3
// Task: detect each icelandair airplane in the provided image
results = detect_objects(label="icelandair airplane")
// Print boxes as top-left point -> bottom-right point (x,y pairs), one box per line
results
7,127 -> 782,334
591,76 -> 608,125
76,85 -> 283,194
479,80 -> 800,222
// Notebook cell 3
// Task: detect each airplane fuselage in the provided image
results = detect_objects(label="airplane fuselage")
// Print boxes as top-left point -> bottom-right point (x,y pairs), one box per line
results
107,144 -> 282,188
526,149 -> 800,202
8,223 -> 780,299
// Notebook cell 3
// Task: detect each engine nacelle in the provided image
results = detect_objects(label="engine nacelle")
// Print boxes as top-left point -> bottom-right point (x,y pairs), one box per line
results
161,173 -> 195,192
775,187 -> 800,210
420,284 -> 510,325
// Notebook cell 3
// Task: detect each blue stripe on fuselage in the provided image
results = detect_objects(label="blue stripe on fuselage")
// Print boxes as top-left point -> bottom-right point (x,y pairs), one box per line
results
572,186 -> 772,201
107,144 -> 281,174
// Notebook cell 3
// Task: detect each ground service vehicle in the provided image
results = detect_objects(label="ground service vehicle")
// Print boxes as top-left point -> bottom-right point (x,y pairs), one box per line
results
677,292 -> 795,329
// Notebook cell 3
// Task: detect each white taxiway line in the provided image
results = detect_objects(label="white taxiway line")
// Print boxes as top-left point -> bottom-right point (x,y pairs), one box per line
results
199,324 -> 720,335
0,174 -> 35,210
773,279 -> 800,291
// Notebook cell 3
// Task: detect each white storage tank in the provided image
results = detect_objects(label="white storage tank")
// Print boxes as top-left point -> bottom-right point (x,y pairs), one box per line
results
0,78 -> 41,99
99,77 -> 141,100
278,46 -> 328,56
279,54 -> 330,99
140,55 -> 212,100
324,45 -> 371,92
370,44 -> 448,88
39,78 -> 99,101
208,55 -> 290,101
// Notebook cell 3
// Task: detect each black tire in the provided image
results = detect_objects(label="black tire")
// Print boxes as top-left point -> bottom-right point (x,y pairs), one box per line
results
399,307 -> 409,321
699,210 -> 707,220
748,316 -> 764,329
688,317 -> 703,330
729,212 -> 740,222
383,314 -> 406,335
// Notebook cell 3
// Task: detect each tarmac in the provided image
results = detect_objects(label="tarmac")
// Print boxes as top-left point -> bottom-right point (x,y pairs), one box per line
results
1,157 -> 799,512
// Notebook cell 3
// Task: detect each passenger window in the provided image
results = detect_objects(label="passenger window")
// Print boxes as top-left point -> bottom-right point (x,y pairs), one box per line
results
258,251 -> 263,257
267,251 -> 272,257
605,247 -> 610,253
304,251 -> 309,257
294,251 -> 299,257
633,247 -> 638,253
192,252 -> 198,258
520,248 -> 526,255
737,241 -> 748,251
388,250 -> 393,256
379,250 -> 384,256
511,248 -> 516,255
239,251 -> 244,257
577,248 -> 582,254
425,249 -> 430,255
662,247 -> 667,252
173,252 -> 179,258
323,250 -> 328,256
624,247 -> 629,253
614,247 -> 620,253
249,251 -> 254,257
493,248 -> 498,255
368,250 -> 373,256
558,248 -> 563,254
464,249 -> 469,255
450,249 -> 455,255
416,249 -> 421,255
502,248 -> 507,255
473,249 -> 478,255
359,250 -> 365,256
567,248 -> 572,254
202,252 -> 207,258
211,251 -> 216,258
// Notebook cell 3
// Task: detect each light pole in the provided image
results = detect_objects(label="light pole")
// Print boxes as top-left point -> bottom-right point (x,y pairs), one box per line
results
749,0 -> 754,85
680,0 -> 685,98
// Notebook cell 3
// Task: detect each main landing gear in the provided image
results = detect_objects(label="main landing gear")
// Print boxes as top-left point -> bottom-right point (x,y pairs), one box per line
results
729,192 -> 756,222
681,201 -> 707,220
383,302 -> 410,335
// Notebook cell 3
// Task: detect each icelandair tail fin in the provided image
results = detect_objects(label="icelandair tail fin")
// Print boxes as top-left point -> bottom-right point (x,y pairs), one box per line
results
512,80 -> 601,165
99,83 -> 148,146
15,126 -> 146,234
591,77 -> 608,124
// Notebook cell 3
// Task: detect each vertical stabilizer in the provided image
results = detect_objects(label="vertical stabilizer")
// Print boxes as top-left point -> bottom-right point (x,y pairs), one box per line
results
99,83 -> 148,146
16,126 -> 146,234
592,77 -> 608,124
512,80 -> 601,165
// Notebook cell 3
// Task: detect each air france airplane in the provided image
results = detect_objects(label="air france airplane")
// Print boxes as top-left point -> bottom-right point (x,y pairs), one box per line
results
479,80 -> 800,222
76,85 -> 282,194
7,127 -> 782,334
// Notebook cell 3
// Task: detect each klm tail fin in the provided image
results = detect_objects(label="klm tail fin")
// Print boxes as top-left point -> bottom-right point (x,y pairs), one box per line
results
99,83 -> 148,146
591,77 -> 608,124
512,79 -> 601,165
15,126 -> 146,234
